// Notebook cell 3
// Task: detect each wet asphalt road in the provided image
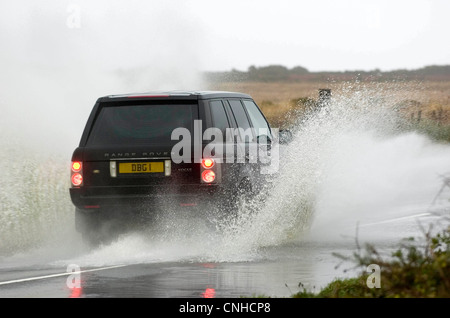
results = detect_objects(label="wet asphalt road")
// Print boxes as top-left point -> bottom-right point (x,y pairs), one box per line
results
0,242 -> 355,298
0,209 -> 444,299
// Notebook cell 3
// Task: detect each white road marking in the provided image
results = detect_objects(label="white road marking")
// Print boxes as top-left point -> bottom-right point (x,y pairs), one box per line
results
359,212 -> 432,227
0,264 -> 128,286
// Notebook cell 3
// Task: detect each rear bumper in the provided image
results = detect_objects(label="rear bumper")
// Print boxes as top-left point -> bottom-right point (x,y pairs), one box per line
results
70,184 -> 221,209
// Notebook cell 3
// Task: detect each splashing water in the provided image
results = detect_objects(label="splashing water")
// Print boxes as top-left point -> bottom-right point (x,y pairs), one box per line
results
209,82 -> 450,258
1,82 -> 450,267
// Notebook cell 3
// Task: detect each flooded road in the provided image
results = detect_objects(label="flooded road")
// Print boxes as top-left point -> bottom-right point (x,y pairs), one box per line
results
0,242 -> 353,298
0,205 -> 447,298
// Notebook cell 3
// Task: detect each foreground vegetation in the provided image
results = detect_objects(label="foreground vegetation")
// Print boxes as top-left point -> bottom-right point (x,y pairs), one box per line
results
293,221 -> 450,298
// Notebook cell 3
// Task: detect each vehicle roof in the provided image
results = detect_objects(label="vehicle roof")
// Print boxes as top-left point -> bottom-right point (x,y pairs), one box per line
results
100,90 -> 252,101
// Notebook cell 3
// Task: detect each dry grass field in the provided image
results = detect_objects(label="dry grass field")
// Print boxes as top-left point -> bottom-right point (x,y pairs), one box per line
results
209,80 -> 450,131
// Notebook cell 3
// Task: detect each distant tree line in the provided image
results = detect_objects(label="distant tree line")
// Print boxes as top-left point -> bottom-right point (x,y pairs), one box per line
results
204,64 -> 450,83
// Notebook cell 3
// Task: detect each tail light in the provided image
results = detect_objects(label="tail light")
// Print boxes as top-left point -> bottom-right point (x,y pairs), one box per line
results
200,157 -> 219,184
72,161 -> 82,172
201,158 -> 215,169
201,170 -> 216,183
71,161 -> 83,187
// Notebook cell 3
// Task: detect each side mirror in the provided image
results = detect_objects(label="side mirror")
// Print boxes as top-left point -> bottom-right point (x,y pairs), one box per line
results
278,129 -> 293,144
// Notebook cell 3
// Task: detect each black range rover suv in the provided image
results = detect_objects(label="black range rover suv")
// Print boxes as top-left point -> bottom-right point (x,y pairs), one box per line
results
70,91 -> 278,243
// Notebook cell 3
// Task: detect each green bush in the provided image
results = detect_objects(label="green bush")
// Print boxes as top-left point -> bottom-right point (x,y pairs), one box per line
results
293,222 -> 450,298
414,120 -> 450,143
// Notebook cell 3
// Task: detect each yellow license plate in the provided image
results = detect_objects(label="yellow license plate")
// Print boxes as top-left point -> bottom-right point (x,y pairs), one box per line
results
119,162 -> 164,174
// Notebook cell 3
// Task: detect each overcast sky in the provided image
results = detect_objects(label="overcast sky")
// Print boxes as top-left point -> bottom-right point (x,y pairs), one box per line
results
187,0 -> 450,72
1,0 -> 449,73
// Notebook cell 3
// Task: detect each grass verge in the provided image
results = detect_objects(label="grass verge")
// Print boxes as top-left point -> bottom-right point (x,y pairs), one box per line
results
293,220 -> 450,298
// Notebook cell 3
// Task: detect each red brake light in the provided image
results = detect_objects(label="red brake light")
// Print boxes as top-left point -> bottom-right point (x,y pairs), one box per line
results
71,173 -> 83,187
202,170 -> 215,183
72,161 -> 82,172
202,158 -> 215,169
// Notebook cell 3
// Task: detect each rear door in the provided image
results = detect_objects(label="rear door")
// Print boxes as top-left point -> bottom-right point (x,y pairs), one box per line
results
226,99 -> 256,163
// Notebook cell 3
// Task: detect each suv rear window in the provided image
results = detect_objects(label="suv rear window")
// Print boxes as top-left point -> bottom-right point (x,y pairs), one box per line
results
86,102 -> 194,146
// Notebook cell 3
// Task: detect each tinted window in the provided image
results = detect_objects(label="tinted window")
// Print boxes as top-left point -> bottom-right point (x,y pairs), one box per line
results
209,100 -> 230,138
228,100 -> 251,130
243,100 -> 271,139
87,103 -> 193,146
228,99 -> 255,142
